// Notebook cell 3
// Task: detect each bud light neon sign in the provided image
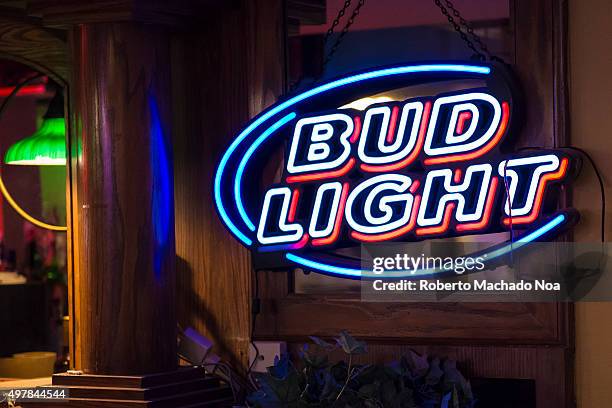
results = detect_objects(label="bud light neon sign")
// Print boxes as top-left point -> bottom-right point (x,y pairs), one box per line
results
214,63 -> 579,279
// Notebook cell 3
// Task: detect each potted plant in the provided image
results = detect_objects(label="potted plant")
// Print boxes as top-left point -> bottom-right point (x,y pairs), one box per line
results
247,331 -> 475,408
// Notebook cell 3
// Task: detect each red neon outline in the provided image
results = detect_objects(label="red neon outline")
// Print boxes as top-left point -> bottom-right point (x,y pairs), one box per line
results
351,195 -> 421,242
456,111 -> 472,134
288,233 -> 309,249
312,182 -> 349,246
502,158 -> 569,225
416,202 -> 456,236
350,116 -> 361,143
360,101 -> 432,173
409,180 -> 420,194
286,158 -> 355,183
424,101 -> 510,165
453,168 -> 463,184
456,177 -> 499,232
385,106 -> 400,143
288,189 -> 300,222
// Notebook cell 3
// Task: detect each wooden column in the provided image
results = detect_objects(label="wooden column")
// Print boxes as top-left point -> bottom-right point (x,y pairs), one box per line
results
28,0 -> 189,380
29,0 -> 286,379
173,0 -> 286,371
68,22 -> 176,375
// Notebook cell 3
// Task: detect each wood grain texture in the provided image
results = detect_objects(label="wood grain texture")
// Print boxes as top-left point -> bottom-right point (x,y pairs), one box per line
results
172,0 -> 285,371
52,367 -> 211,388
512,0 -> 566,148
35,368 -> 233,407
257,293 -> 568,344
69,23 -> 176,375
26,0 -> 221,27
0,21 -> 67,82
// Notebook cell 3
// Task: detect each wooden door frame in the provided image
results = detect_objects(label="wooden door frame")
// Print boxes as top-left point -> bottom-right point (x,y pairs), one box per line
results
256,0 -> 571,345
255,0 -> 573,406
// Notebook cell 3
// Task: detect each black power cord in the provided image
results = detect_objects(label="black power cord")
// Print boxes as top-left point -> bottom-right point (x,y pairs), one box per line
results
0,74 -> 44,118
562,146 -> 606,243
516,146 -> 606,243
248,269 -> 262,377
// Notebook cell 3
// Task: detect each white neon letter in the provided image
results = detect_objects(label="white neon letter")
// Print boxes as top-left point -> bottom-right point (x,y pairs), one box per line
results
257,187 -> 303,245
417,163 -> 493,227
357,101 -> 423,164
424,92 -> 501,157
287,114 -> 353,174
309,182 -> 343,238
498,155 -> 561,217
345,174 -> 414,234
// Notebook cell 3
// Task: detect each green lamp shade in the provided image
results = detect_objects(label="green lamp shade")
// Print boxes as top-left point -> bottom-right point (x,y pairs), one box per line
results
4,118 -> 66,165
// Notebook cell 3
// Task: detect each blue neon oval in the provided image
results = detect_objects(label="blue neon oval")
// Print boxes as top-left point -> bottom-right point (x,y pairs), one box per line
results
286,213 -> 567,279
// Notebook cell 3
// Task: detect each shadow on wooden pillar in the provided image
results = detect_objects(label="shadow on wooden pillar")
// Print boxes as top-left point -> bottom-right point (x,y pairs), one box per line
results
172,0 -> 286,371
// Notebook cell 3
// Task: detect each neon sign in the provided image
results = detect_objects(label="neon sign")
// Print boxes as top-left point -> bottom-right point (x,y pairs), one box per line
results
214,63 -> 579,278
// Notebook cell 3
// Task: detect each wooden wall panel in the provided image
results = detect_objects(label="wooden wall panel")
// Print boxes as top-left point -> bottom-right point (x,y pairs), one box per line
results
172,0 -> 285,370
512,0 -> 568,148
257,293 -> 568,345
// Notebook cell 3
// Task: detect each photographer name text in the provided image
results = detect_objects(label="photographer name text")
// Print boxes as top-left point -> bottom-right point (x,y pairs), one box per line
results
371,279 -> 561,292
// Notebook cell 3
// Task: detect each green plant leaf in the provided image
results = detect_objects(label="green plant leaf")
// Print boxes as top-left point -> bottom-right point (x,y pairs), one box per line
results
441,391 -> 452,408
249,372 -> 301,408
301,344 -> 329,369
331,360 -> 347,379
320,370 -> 341,401
452,385 -> 460,408
442,360 -> 470,395
425,357 -> 444,386
404,349 -> 430,378
268,353 -> 291,379
359,382 -> 379,398
247,332 -> 475,408
364,398 -> 384,408
309,336 -> 335,350
335,330 -> 368,355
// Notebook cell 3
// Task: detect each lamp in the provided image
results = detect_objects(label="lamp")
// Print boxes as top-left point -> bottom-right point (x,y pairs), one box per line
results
4,92 -> 66,166
0,80 -> 68,231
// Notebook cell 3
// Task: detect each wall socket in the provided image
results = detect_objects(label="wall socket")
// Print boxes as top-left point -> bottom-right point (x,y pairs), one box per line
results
249,341 -> 287,373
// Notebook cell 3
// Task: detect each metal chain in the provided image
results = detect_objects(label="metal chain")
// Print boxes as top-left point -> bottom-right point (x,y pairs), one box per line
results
290,0 -> 357,91
324,0 -> 368,67
323,0 -> 353,45
443,0 -> 496,59
292,0 -> 500,93
433,0 -> 486,60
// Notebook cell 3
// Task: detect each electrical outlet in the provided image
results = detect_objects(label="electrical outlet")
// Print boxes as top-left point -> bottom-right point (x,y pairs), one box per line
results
249,341 -> 286,373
